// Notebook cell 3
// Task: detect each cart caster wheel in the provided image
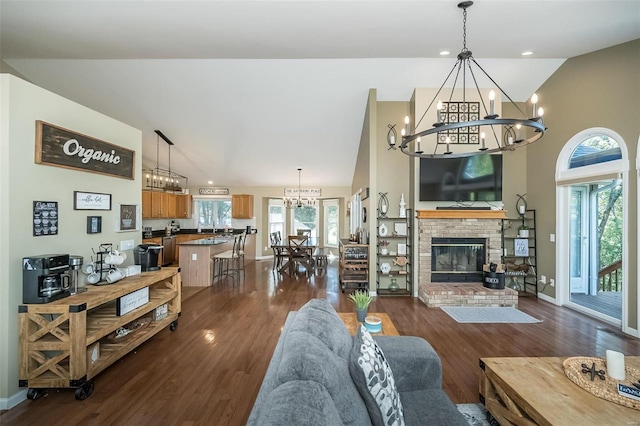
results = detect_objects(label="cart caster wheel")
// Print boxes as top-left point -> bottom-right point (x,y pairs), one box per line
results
75,381 -> 94,400
27,388 -> 45,400
170,320 -> 178,331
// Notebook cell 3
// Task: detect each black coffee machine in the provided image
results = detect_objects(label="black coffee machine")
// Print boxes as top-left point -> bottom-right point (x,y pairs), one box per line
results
23,254 -> 71,304
133,244 -> 162,271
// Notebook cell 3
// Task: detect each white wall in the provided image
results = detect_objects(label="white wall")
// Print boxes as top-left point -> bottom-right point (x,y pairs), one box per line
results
0,74 -> 142,408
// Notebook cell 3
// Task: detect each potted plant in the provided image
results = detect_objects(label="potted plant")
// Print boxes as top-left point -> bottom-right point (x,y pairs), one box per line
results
348,289 -> 373,322
518,223 -> 529,238
379,240 -> 390,255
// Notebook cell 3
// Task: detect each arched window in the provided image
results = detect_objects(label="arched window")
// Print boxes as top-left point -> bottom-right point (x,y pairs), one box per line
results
569,135 -> 622,169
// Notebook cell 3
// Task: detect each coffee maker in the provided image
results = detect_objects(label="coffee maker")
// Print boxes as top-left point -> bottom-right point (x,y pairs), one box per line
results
23,254 -> 71,304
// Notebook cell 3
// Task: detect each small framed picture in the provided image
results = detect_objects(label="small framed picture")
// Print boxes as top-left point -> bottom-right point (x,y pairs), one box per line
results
87,216 -> 102,234
117,204 -> 140,232
397,243 -> 407,255
74,191 -> 112,210
394,222 -> 407,236
514,239 -> 529,257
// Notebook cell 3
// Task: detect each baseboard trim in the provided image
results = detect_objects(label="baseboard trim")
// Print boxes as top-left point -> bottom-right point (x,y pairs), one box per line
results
537,292 -> 557,305
1,389 -> 27,410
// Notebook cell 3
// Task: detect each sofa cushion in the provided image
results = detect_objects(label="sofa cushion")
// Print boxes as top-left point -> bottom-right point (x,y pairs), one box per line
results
277,330 -> 371,425
399,389 -> 468,426
349,325 -> 405,426
256,380 -> 345,426
288,298 -> 353,358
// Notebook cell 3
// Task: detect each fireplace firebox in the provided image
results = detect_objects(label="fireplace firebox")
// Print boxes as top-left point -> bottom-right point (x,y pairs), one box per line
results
431,237 -> 486,282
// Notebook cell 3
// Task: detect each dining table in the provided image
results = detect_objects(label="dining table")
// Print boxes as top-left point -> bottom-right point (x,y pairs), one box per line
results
272,237 -> 318,273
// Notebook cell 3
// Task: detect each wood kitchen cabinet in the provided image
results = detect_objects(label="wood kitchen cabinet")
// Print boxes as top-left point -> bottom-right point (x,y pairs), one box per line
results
142,190 -> 191,219
175,194 -> 192,218
232,194 -> 253,219
142,190 -> 152,218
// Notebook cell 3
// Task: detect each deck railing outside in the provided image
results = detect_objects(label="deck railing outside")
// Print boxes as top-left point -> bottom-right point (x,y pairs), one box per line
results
598,260 -> 622,292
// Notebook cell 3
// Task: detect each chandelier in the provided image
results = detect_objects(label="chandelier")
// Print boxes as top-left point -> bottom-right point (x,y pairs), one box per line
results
284,168 -> 317,209
397,1 -> 546,158
143,130 -> 188,192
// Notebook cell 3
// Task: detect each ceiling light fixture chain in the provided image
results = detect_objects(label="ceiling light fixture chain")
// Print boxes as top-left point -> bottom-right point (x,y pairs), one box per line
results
143,130 -> 188,192
397,1 -> 547,159
284,168 -> 317,209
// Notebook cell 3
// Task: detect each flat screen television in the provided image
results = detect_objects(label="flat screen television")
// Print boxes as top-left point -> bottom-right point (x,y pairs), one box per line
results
419,154 -> 502,202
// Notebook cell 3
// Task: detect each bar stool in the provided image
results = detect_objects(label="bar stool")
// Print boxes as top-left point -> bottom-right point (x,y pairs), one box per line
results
211,235 -> 242,284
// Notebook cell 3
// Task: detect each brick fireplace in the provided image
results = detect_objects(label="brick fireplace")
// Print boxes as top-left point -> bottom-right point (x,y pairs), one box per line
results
416,210 -> 518,308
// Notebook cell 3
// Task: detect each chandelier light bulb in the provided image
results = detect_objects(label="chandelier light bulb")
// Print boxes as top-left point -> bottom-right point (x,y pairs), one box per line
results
404,116 -> 410,135
531,93 -> 538,117
480,132 -> 486,149
436,101 -> 443,124
538,107 -> 544,117
401,128 -> 406,136
516,123 -> 522,141
488,90 -> 495,116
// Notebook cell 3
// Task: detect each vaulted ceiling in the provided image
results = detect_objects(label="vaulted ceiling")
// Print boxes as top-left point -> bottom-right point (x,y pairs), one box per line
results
2,1 -> 638,188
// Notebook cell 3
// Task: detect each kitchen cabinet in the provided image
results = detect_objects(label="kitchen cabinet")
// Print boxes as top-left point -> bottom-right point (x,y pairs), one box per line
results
19,268 -> 181,400
232,194 -> 253,219
175,194 -> 192,218
142,190 -> 152,218
142,190 -> 191,219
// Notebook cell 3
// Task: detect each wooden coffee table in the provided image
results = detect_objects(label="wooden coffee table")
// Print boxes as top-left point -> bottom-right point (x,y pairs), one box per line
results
479,356 -> 640,425
338,312 -> 399,336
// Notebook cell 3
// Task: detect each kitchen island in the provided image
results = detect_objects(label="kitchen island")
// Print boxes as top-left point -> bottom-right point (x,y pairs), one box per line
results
178,233 -> 255,286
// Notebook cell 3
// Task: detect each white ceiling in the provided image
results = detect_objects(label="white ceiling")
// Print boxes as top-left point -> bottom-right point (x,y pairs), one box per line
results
2,1 -> 639,188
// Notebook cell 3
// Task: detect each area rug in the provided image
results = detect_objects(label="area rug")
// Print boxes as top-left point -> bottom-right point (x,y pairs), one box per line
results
441,306 -> 542,323
456,403 -> 498,426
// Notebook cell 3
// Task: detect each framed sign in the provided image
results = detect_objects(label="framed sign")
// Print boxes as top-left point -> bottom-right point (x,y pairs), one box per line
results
74,191 -> 112,210
33,201 -> 59,236
514,239 -> 530,257
87,216 -> 102,234
117,204 -> 140,232
394,222 -> 407,236
116,287 -> 149,316
36,121 -> 135,180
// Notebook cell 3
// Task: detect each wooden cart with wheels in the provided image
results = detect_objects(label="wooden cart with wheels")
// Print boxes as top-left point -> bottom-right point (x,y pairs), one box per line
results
19,268 -> 181,400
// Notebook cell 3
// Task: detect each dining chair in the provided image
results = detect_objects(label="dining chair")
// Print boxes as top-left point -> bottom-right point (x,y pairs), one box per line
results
287,235 -> 312,275
270,232 -> 287,271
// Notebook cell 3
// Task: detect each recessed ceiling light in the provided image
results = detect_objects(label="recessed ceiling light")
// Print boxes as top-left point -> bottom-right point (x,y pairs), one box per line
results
207,180 -> 213,185
440,50 -> 450,56
521,51 -> 534,56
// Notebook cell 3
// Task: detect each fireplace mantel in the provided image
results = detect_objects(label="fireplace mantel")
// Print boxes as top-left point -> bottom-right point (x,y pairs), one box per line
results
416,209 -> 507,219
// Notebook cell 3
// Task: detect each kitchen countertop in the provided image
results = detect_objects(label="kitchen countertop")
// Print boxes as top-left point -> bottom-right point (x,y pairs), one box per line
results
144,228 -> 257,238
177,237 -> 231,246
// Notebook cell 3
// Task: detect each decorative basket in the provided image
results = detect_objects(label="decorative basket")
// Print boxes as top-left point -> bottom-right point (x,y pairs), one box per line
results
563,356 -> 640,410
107,316 -> 152,342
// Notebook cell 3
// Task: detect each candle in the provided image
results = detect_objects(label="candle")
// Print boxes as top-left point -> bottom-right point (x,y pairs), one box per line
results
519,205 -> 526,215
531,93 -> 538,117
508,136 -> 514,145
538,107 -> 545,125
606,350 -> 626,380
516,124 -> 522,140
416,136 -> 421,152
489,90 -> 495,116
480,131 -> 486,149
445,136 -> 451,153
437,101 -> 443,123
404,116 -> 410,134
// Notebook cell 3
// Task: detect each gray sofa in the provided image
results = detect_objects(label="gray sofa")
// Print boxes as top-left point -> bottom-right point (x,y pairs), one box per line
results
247,299 -> 467,425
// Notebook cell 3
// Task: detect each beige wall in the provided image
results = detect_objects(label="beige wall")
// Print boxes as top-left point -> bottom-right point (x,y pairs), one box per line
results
528,39 -> 639,329
0,74 -> 142,407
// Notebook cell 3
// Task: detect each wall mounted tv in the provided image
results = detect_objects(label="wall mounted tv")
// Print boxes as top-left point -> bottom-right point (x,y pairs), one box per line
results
419,154 -> 503,202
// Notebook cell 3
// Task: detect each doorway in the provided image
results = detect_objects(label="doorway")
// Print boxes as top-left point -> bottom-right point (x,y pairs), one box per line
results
556,128 -> 628,327
569,180 -> 623,319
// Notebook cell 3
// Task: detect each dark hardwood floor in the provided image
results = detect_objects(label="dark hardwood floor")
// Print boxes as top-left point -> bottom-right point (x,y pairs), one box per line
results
3,259 -> 639,425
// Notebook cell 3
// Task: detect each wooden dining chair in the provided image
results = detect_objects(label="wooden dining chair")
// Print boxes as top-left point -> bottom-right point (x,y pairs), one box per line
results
270,231 -> 288,271
287,235 -> 312,275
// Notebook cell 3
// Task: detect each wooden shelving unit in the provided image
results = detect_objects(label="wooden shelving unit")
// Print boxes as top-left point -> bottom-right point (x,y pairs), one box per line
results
338,239 -> 369,293
19,268 -> 181,400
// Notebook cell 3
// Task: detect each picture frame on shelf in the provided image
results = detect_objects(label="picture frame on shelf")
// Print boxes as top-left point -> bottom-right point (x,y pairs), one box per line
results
397,243 -> 407,255
514,238 -> 529,256
394,222 -> 407,236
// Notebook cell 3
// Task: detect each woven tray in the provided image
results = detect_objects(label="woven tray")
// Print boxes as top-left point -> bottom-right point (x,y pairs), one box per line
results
563,356 -> 640,410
